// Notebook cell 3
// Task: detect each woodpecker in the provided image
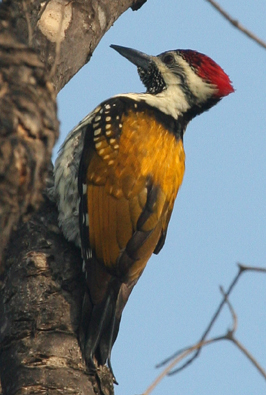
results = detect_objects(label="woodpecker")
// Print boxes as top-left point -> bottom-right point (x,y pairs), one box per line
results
54,45 -> 234,378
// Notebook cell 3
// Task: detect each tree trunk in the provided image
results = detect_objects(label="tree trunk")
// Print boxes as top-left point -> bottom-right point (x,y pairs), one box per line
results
0,1 -> 147,393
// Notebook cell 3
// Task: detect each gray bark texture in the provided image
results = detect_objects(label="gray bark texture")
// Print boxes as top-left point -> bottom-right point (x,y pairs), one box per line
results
0,0 -> 147,394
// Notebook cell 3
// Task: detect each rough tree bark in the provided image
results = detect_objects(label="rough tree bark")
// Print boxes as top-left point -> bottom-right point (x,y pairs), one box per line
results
0,1 -> 147,394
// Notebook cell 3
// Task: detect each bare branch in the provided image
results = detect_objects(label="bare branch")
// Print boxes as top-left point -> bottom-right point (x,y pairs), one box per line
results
144,266 -> 266,394
145,332 -> 234,394
205,0 -> 266,50
144,339 -> 213,395
145,329 -> 266,395
220,289 -> 266,380
219,285 -> 237,333
156,263 -> 266,375
0,1 -> 148,391
228,337 -> 266,380
157,265 -> 243,372
238,263 -> 266,273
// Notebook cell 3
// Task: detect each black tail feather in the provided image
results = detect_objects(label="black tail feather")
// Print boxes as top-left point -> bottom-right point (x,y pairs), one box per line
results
79,277 -> 135,380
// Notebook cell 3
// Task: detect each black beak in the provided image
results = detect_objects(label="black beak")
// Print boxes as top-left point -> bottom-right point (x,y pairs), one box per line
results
110,44 -> 151,71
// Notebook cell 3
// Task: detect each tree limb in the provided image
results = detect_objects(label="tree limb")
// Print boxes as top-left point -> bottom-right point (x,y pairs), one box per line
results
145,265 -> 266,394
0,0 -> 147,266
0,12 -> 58,266
0,0 -> 148,392
205,0 -> 266,50
0,182 -> 115,395
6,0 -> 147,92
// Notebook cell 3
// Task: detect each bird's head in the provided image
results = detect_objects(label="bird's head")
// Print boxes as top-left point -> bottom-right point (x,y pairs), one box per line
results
111,44 -> 234,120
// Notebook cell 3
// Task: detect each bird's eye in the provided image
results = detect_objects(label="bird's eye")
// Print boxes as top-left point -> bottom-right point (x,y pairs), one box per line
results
163,54 -> 174,65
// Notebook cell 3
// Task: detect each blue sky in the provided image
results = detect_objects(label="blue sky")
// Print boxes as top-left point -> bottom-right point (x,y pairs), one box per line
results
56,1 -> 266,394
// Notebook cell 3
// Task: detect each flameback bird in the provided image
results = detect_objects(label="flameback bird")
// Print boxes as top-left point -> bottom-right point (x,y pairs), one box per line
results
54,44 -> 234,377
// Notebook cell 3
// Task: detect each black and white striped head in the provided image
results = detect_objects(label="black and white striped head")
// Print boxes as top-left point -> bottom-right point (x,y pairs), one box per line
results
111,44 -> 234,119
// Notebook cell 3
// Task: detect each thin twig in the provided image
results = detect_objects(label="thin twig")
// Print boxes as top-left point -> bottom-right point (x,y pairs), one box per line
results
205,0 -> 266,50
143,339 -> 215,395
157,264 -> 266,374
22,0 -> 33,46
145,329 -> 266,395
144,274 -> 266,394
238,263 -> 266,273
228,336 -> 266,380
219,285 -> 237,333
145,332 -> 241,395
145,265 -> 266,393
221,291 -> 266,380
157,265 -> 242,371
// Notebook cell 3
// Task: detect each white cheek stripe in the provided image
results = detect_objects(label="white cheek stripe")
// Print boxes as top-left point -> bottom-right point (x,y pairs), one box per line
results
177,57 -> 216,100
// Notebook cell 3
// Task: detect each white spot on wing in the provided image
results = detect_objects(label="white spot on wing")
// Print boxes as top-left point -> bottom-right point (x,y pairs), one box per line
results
85,213 -> 89,225
94,128 -> 101,136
